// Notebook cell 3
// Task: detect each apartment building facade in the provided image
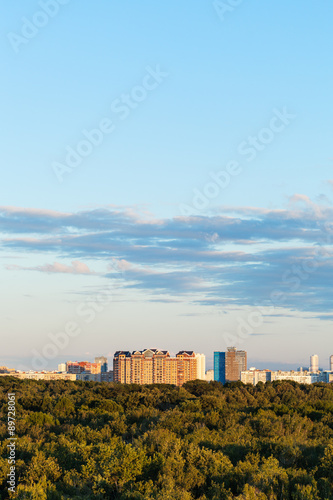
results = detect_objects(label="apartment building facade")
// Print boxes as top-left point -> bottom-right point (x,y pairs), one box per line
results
113,349 -> 200,386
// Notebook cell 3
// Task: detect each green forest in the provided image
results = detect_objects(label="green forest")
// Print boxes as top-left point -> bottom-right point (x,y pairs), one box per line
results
1,378 -> 333,499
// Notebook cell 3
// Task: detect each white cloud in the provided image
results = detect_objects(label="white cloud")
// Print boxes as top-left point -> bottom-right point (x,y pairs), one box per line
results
6,260 -> 96,275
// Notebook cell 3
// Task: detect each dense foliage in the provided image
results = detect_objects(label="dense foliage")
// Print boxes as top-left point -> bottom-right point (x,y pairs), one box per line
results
1,378 -> 333,499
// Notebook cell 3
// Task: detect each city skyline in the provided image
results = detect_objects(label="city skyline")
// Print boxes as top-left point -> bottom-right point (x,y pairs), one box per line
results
1,1 -> 333,370
3,347 -> 333,389
3,348 -> 333,376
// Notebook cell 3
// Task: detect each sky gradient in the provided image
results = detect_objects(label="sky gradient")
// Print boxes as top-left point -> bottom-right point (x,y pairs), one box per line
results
1,1 -> 333,370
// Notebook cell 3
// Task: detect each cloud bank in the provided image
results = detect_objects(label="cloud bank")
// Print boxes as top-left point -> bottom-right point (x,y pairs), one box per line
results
1,197 -> 332,316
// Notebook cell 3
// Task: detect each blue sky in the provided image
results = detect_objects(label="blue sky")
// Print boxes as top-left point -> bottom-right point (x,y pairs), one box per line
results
1,1 -> 333,370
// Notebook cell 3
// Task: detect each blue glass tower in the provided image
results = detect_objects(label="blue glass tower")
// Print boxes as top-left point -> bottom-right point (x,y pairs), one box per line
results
214,351 -> 226,383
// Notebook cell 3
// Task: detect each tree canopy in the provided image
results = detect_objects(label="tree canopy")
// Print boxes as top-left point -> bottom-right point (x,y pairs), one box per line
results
1,378 -> 333,499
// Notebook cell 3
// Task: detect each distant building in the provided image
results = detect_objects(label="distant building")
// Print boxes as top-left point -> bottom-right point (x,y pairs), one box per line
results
195,353 -> 206,380
205,369 -> 214,382
67,361 -> 101,375
241,368 -> 333,386
66,361 -> 81,374
322,371 -> 333,384
241,370 -> 255,385
113,349 -> 199,386
241,369 -> 271,385
270,370 -> 312,384
101,370 -> 113,382
76,373 -> 101,382
310,355 -> 319,373
58,363 -> 67,373
95,356 -> 108,373
214,347 -> 247,384
0,366 -> 15,374
330,355 -> 333,372
0,369 -> 115,383
0,372 -> 77,381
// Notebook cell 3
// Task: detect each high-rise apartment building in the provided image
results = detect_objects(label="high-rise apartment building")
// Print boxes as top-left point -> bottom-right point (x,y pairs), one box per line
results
310,354 -> 319,373
95,356 -> 108,373
195,353 -> 206,380
113,349 -> 199,386
330,355 -> 333,372
214,347 -> 247,384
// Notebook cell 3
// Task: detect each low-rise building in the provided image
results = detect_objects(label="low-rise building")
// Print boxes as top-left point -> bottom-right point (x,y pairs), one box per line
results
101,370 -> 113,382
321,371 -> 333,383
0,366 -> 16,374
270,370 -> 312,384
241,368 -> 333,386
0,372 -> 77,381
76,373 -> 101,382
205,369 -> 214,382
241,369 -> 271,385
